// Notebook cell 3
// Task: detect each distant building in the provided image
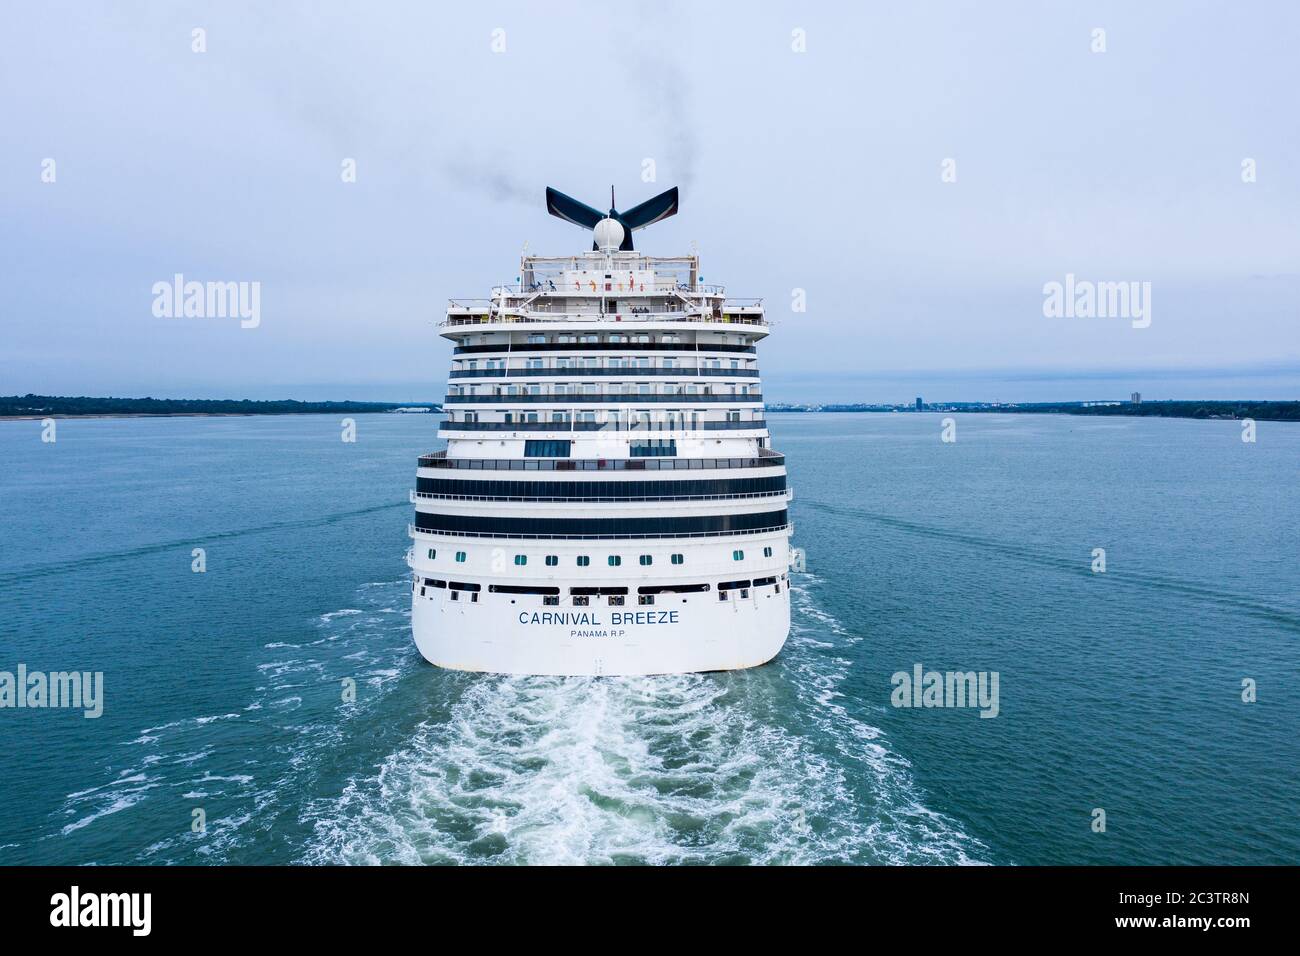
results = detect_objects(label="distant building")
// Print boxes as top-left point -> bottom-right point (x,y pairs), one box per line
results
1130,392 -> 1141,404
915,397 -> 923,410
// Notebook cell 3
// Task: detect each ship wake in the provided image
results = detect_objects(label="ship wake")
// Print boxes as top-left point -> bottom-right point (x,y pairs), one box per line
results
300,575 -> 986,865
42,574 -> 985,865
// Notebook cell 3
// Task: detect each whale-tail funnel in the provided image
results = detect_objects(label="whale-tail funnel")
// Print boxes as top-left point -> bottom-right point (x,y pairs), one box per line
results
545,186 -> 679,251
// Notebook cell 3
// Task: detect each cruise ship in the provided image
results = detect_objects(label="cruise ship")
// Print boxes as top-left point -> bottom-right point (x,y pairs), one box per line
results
407,186 -> 792,675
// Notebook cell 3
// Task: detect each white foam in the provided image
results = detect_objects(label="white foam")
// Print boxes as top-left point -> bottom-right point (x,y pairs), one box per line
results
300,577 -> 987,865
320,609 -> 363,623
61,785 -> 156,835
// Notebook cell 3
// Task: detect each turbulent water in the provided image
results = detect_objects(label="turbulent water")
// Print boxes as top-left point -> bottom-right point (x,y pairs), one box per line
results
1,413 -> 1297,864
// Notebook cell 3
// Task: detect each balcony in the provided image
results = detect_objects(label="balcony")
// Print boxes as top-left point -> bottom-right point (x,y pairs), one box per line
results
411,488 -> 791,504
416,450 -> 786,471
442,393 -> 763,404
452,342 -> 758,355
408,521 -> 792,542
448,367 -> 760,379
438,419 -> 769,433
442,309 -> 766,329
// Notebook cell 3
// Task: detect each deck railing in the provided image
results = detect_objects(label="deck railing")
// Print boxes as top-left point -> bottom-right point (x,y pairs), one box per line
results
437,419 -> 768,433
408,522 -> 791,541
442,393 -> 762,404
416,450 -> 785,471
448,367 -> 760,379
442,313 -> 766,328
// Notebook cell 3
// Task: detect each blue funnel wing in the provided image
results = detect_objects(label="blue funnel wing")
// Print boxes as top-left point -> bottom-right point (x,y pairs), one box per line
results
545,187 -> 604,229
620,187 -> 679,231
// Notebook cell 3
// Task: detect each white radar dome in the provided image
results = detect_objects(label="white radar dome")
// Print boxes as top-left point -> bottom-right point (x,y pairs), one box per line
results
593,217 -> 625,252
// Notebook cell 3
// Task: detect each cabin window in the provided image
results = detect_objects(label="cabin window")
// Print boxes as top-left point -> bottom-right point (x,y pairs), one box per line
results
576,555 -> 591,567
639,555 -> 653,566
455,551 -> 467,563
545,555 -> 558,567
630,439 -> 676,457
514,555 -> 527,566
671,553 -> 684,565
608,555 -> 622,567
427,548 -> 436,560
732,550 -> 744,561
525,440 -> 571,457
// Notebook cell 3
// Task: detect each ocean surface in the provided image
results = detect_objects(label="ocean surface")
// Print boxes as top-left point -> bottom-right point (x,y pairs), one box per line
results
1,412 -> 1297,865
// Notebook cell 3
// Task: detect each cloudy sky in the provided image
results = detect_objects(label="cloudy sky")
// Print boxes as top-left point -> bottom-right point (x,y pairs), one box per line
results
2,0 -> 1297,402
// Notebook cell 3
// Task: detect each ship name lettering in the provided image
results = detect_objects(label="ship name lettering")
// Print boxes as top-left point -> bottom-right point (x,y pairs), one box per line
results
519,611 -> 604,626
610,611 -> 679,626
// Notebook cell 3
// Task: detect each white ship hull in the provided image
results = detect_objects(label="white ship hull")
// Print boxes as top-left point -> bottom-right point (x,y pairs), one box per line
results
411,578 -> 790,676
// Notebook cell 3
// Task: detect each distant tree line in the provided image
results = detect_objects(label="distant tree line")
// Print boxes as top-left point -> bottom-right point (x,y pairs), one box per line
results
766,400 -> 1299,421
1001,401 -> 1299,421
0,395 -> 442,417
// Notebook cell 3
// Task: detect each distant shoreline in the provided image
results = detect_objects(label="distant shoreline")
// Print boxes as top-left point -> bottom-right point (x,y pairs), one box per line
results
0,395 -> 442,420
768,400 -> 1300,422
0,412 -> 439,421
5,395 -> 1297,423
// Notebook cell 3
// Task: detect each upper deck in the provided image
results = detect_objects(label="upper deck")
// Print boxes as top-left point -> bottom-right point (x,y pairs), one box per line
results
442,251 -> 765,337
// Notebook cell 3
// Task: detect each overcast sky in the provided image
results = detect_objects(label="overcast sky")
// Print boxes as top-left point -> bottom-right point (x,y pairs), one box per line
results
2,1 -> 1297,402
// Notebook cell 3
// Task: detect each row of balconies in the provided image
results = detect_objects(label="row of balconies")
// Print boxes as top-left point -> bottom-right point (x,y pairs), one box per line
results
439,419 -> 767,433
443,392 -> 762,404
407,521 -> 792,542
443,314 -> 767,329
452,341 -> 757,356
448,366 -> 759,379
411,488 -> 791,505
416,450 -> 785,471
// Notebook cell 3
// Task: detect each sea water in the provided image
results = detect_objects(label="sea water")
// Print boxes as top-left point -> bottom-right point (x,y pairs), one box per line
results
0,413 -> 1296,864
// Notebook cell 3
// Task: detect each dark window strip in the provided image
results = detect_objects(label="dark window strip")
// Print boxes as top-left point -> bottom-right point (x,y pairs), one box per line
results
440,420 -> 766,432
453,343 -> 756,355
418,453 -> 784,471
416,475 -> 786,498
444,394 -> 762,404
413,510 -> 787,539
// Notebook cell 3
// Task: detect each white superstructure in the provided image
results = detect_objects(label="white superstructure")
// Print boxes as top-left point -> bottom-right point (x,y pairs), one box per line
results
407,187 -> 792,675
